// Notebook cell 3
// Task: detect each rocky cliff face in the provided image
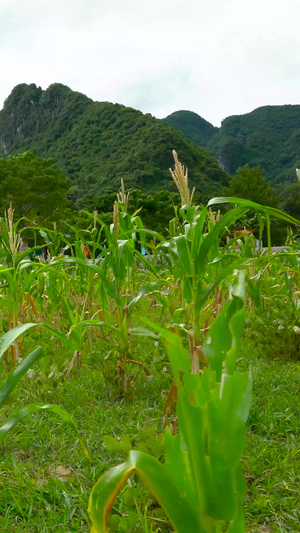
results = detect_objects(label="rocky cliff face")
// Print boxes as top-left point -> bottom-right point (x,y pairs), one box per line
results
0,83 -> 91,155
0,83 -> 229,203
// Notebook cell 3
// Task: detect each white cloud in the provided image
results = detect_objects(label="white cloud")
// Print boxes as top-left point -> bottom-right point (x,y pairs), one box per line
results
0,0 -> 300,125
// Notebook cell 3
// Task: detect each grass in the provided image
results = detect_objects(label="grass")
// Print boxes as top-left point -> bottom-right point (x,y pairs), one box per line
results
241,342 -> 300,532
0,333 -> 171,532
0,330 -> 299,532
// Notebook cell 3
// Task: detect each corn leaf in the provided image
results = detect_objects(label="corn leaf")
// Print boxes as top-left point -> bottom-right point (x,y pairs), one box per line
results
128,280 -> 169,315
0,403 -> 90,459
0,346 -> 44,407
0,323 -> 38,362
142,318 -> 191,377
207,196 -> 300,225
196,205 -> 247,278
174,235 -> 193,276
203,296 -> 245,381
0,323 -> 77,364
88,449 -> 202,533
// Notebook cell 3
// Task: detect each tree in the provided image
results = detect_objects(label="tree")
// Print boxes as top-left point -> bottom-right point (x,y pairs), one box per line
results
279,183 -> 300,220
222,165 -> 280,207
78,189 -> 182,235
0,151 -> 72,224
221,165 -> 289,245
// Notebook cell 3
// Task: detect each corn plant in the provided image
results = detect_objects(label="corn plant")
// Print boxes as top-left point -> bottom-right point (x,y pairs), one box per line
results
158,203 -> 250,371
207,196 -> 300,252
156,170 -> 300,372
0,208 -> 73,367
88,276 -> 251,532
50,189 -> 164,391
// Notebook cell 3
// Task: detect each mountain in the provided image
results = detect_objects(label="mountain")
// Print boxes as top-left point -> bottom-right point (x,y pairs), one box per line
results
164,110 -> 218,146
163,106 -> 300,185
0,84 -> 228,204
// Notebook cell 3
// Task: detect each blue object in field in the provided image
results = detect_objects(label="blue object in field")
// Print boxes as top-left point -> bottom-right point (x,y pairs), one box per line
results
141,246 -> 146,256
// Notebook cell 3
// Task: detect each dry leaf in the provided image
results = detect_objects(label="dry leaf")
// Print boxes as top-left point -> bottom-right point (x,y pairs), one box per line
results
49,465 -> 72,481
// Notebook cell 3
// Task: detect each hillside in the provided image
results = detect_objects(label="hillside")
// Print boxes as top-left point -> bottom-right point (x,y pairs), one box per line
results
163,106 -> 300,185
164,110 -> 218,146
0,84 -> 228,204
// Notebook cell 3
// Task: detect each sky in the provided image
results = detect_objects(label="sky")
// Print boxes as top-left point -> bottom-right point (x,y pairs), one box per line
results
1,0 -> 300,126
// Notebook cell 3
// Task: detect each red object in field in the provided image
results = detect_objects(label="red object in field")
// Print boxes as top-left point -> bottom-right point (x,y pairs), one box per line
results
84,245 -> 89,258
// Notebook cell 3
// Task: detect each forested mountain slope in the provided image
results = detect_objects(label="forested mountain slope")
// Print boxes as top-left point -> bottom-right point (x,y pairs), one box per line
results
0,84 -> 228,204
164,106 -> 300,185
163,110 -> 218,146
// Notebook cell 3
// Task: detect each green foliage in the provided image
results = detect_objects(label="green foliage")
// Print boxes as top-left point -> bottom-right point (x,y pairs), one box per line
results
0,84 -> 228,205
163,110 -> 218,146
88,295 -> 252,532
157,202 -> 252,371
0,151 -> 72,223
244,239 -> 300,361
80,189 -> 182,235
0,346 -> 44,407
0,176 -> 298,532
208,195 -> 299,249
166,105 -> 300,187
103,425 -> 164,459
220,167 -> 288,243
279,182 -> 300,219
209,105 -> 300,184
0,334 -> 299,532
0,331 -> 88,457
222,166 -> 279,208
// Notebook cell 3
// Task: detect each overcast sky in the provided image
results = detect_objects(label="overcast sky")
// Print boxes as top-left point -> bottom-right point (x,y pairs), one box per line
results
0,0 -> 300,126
